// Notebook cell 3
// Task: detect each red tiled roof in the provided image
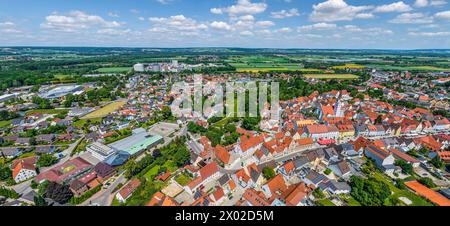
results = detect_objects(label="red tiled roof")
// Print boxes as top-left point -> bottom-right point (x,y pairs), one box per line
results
214,145 -> 230,164
199,162 -> 219,180
118,178 -> 141,200
405,181 -> 450,206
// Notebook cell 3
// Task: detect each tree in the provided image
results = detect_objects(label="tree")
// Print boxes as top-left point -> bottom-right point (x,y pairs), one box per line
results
37,154 -> 58,168
34,194 -> 49,206
44,182 -> 73,204
395,160 -> 414,175
349,176 -> 391,206
0,166 -> 12,181
418,177 -> 436,188
262,167 -> 276,180
161,106 -> 172,120
430,156 -> 445,169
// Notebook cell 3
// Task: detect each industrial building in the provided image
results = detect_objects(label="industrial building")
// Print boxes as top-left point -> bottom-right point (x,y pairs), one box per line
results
108,128 -> 164,156
86,142 -> 117,162
40,85 -> 84,99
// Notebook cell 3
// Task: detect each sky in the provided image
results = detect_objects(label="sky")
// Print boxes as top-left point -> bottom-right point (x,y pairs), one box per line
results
0,0 -> 450,49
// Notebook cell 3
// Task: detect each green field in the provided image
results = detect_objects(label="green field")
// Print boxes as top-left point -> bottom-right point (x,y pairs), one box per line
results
0,120 -> 12,127
144,165 -> 160,181
304,74 -> 359,79
96,67 -> 131,73
174,173 -> 192,186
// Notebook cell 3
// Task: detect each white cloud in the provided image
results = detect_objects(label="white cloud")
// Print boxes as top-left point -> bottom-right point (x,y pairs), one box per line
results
414,0 -> 448,7
414,0 -> 429,7
210,0 -> 267,16
210,21 -> 233,31
270,8 -> 300,19
373,1 -> 412,13
0,21 -> 22,34
430,0 -> 447,6
435,10 -> 450,20
275,27 -> 292,33
41,11 -> 123,32
389,13 -> 434,24
310,0 -> 373,22
138,17 -> 145,21
240,30 -> 254,36
355,13 -> 375,19
97,28 -> 131,35
255,20 -> 275,27
156,0 -> 173,4
409,31 -> 450,36
149,15 -> 208,32
298,23 -> 337,31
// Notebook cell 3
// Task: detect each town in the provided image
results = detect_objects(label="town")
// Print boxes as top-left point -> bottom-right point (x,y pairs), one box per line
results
0,47 -> 449,207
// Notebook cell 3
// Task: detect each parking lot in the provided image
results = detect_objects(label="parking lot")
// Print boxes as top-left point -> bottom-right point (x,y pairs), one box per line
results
148,122 -> 179,137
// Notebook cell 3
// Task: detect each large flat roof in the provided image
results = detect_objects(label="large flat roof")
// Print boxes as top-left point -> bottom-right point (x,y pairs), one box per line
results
108,129 -> 163,156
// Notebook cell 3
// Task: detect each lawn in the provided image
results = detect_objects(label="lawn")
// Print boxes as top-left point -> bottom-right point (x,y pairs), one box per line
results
96,67 -> 131,73
162,160 -> 178,173
0,120 -> 12,128
81,101 -> 126,119
144,165 -> 160,181
72,118 -> 102,128
174,173 -> 192,186
316,199 -> 336,206
365,64 -> 449,71
304,74 -> 359,79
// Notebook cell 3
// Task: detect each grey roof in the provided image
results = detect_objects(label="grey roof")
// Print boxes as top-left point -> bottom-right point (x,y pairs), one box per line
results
293,156 -> 309,169
217,174 -> 230,186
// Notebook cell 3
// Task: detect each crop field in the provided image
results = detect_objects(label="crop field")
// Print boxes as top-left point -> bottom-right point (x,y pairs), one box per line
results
81,101 -> 126,119
95,67 -> 131,73
365,64 -> 450,71
332,64 -> 366,69
304,74 -> 359,79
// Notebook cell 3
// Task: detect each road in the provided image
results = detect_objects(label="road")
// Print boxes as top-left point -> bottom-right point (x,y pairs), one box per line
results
79,173 -> 126,206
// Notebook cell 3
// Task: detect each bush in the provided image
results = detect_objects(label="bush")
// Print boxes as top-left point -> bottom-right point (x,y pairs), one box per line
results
417,177 -> 437,188
324,168 -> 332,175
262,167 -> 276,180
349,176 -> 391,206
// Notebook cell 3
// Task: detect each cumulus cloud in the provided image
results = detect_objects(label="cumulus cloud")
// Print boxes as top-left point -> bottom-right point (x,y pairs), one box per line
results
255,20 -> 275,27
41,10 -> 123,32
275,27 -> 293,33
270,8 -> 300,19
373,1 -> 412,13
298,23 -> 337,31
210,21 -> 233,31
0,21 -> 22,34
149,15 -> 208,32
435,10 -> 450,20
309,0 -> 373,22
389,13 -> 434,24
210,0 -> 267,16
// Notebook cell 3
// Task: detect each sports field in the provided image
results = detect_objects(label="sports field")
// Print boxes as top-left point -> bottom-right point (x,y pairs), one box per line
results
96,67 -> 131,73
304,74 -> 359,79
81,101 -> 126,119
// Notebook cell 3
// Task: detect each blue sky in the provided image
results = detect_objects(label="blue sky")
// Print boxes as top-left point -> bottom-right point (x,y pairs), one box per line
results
0,0 -> 449,49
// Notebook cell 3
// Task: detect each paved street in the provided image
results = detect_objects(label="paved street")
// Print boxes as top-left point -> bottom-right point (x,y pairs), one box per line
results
80,173 -> 126,206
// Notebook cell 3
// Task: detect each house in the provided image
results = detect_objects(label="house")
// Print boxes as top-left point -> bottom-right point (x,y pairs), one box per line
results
364,145 -> 397,173
93,162 -> 116,182
261,174 -> 288,199
389,149 -> 420,168
284,182 -> 309,206
240,188 -> 271,206
11,156 -> 37,183
15,137 -> 31,146
235,134 -> 265,158
318,180 -> 351,195
209,186 -> 226,205
304,124 -> 339,140
301,169 -> 327,188
329,160 -> 352,179
116,178 -> 141,203
35,134 -> 56,144
335,143 -> 361,159
214,145 -> 230,166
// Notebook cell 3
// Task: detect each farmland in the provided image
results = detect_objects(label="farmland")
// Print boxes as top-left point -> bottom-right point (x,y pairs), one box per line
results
364,64 -> 450,72
81,101 -> 126,119
304,74 -> 359,79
